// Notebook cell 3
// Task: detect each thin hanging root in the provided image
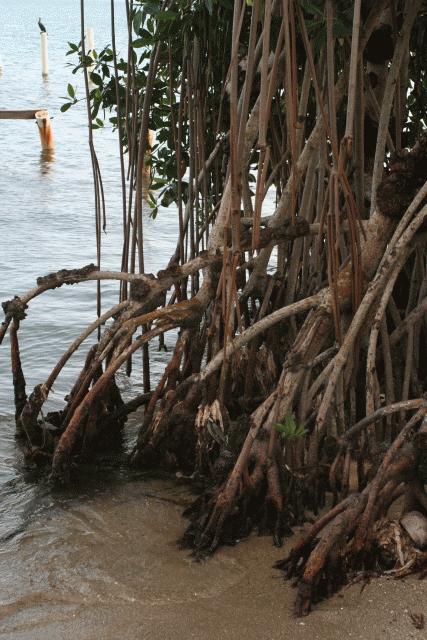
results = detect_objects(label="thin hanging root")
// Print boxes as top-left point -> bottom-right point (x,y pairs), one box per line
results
142,330 -> 189,430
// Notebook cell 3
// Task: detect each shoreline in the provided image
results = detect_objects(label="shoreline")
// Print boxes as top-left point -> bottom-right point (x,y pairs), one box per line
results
0,478 -> 425,640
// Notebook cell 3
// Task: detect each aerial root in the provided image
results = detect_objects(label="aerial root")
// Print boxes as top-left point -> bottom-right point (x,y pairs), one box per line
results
181,430 -> 298,555
277,417 -> 427,615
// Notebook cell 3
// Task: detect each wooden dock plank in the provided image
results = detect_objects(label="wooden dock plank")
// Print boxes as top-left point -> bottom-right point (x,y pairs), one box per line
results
0,110 -> 44,120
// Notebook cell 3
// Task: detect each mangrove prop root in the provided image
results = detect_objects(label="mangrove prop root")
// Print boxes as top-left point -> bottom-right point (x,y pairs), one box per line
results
132,380 -> 201,471
182,430 -> 297,554
10,319 -> 27,425
36,263 -> 99,288
277,412 -> 427,616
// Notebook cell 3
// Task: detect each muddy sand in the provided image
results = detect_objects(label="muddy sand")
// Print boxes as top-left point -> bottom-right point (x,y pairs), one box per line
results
0,479 -> 426,640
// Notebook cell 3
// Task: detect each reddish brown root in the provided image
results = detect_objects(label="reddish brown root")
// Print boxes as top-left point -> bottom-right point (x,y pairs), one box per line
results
131,380 -> 201,472
180,429 -> 302,555
276,434 -> 426,616
49,374 -> 127,482
10,319 -> 27,425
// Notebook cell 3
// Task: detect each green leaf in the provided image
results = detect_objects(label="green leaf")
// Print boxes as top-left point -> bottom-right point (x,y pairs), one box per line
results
132,38 -> 146,48
67,83 -> 75,98
274,414 -> 307,439
146,191 -> 157,208
133,10 -> 144,35
60,102 -> 72,112
89,72 -> 103,86
143,2 -> 160,16
151,178 -> 168,190
156,10 -> 178,21
91,102 -> 100,119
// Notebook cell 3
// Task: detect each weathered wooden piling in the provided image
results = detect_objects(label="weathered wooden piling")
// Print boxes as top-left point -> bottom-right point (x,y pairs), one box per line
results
40,32 -> 49,78
85,27 -> 95,79
35,110 -> 55,150
0,109 -> 55,151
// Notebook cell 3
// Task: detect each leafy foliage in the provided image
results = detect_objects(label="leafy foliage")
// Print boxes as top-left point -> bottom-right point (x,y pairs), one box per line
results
61,0 -> 427,215
62,0 -> 238,215
274,414 -> 307,440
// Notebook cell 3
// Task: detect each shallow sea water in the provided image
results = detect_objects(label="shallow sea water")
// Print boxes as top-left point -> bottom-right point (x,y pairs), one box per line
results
0,0 -> 179,538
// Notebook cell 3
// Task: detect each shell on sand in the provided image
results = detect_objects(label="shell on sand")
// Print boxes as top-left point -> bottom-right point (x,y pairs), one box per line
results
400,511 -> 427,550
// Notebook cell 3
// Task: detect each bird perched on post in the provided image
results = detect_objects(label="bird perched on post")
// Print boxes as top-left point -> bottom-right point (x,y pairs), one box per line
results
38,18 -> 47,34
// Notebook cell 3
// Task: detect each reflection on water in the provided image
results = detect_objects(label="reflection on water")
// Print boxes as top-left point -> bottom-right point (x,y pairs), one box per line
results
39,148 -> 55,175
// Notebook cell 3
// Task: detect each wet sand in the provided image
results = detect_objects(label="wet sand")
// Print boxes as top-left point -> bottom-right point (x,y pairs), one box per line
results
0,479 -> 426,640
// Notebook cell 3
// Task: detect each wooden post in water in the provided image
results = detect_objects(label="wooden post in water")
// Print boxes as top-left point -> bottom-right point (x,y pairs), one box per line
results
85,27 -> 95,80
142,129 -> 154,191
40,32 -> 49,78
0,109 -> 54,151
86,27 -> 95,54
35,110 -> 55,150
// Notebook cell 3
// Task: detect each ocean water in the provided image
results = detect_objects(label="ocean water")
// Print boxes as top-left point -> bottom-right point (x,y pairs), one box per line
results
0,0 -> 179,538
